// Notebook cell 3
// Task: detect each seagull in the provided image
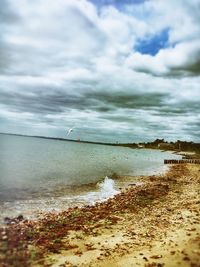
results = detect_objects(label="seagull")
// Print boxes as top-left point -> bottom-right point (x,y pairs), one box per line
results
67,128 -> 74,136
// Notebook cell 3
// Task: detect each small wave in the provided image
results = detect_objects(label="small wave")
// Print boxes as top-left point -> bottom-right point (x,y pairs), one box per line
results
0,177 -> 120,222
79,176 -> 119,205
98,176 -> 119,198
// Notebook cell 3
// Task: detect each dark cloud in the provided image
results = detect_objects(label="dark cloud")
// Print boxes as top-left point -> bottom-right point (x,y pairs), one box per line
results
0,89 -> 81,114
0,42 -> 10,71
0,0 -> 21,73
0,83 -> 169,116
84,92 -> 170,113
157,101 -> 200,117
0,74 -> 199,141
130,47 -> 200,77
170,58 -> 200,77
0,0 -> 19,24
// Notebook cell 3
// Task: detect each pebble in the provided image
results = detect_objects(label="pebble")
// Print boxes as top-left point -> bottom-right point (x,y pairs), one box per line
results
2,235 -> 7,240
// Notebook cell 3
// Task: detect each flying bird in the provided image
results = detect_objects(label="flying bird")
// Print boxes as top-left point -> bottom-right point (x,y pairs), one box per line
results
67,128 -> 74,136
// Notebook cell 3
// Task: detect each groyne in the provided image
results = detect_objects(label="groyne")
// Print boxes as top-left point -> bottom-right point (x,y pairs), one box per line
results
164,159 -> 200,164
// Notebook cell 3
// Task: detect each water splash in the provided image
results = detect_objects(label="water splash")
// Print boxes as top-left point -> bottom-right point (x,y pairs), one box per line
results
98,176 -> 119,199
80,176 -> 119,205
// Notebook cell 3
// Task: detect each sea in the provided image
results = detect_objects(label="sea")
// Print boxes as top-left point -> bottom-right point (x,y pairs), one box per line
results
0,134 -> 181,222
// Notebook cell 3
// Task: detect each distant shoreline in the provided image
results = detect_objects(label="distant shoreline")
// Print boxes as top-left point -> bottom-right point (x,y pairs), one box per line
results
0,132 -> 138,148
1,132 -> 199,155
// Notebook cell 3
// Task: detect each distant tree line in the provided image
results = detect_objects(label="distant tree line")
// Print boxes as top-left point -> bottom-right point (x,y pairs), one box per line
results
139,139 -> 200,154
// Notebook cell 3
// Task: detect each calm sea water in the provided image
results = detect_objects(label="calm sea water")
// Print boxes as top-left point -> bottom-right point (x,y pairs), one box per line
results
0,134 -> 181,221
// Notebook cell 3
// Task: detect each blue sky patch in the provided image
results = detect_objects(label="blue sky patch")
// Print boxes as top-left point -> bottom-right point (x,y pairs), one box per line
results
135,28 -> 170,56
89,0 -> 146,9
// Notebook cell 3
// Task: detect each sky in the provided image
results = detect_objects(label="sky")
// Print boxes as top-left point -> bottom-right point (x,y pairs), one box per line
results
0,0 -> 200,143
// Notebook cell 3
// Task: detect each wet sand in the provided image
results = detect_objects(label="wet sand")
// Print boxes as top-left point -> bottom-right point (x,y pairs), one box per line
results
0,164 -> 200,267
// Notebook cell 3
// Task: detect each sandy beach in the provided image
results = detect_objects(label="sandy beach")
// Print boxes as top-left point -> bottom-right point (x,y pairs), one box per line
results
0,163 -> 200,267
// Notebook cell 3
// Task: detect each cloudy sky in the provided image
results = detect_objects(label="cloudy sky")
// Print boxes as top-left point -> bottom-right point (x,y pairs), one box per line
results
0,0 -> 200,142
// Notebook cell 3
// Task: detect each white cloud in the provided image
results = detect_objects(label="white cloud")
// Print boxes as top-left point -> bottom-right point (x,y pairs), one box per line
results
126,40 -> 200,76
0,0 -> 200,141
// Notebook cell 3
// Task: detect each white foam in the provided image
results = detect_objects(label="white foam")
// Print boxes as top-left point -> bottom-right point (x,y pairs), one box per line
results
98,176 -> 119,198
78,176 -> 119,205
0,177 -> 120,222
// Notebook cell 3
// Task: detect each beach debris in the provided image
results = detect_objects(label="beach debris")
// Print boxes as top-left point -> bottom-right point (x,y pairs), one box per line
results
150,255 -> 162,259
145,263 -> 164,267
4,214 -> 24,225
0,164 -> 200,267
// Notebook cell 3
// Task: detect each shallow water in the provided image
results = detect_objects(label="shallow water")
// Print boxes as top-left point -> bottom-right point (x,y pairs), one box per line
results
0,134 -> 181,221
